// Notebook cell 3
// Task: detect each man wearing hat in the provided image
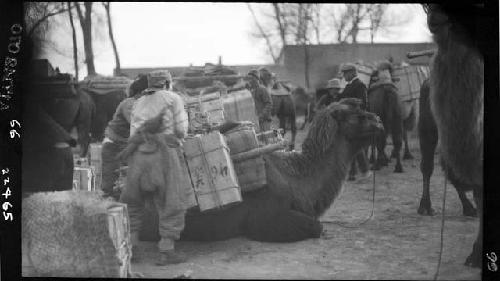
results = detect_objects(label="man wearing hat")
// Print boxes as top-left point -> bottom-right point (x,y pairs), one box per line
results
246,69 -> 273,131
338,63 -> 372,181
315,78 -> 343,111
124,69 -> 191,266
101,74 -> 148,200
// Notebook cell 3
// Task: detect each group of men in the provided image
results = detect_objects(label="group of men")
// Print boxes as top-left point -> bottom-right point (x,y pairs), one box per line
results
316,63 -> 372,181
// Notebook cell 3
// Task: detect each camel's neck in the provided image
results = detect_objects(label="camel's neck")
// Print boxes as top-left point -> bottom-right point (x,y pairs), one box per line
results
265,138 -> 357,217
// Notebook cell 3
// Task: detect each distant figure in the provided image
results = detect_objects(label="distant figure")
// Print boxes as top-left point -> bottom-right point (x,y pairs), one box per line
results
339,63 -> 371,181
315,78 -> 342,111
245,69 -> 273,132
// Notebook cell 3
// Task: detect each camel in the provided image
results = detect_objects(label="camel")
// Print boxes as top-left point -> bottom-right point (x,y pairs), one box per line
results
425,3 -> 483,267
178,98 -> 383,242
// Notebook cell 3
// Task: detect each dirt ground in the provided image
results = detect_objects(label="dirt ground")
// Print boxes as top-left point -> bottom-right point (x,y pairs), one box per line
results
133,118 -> 481,280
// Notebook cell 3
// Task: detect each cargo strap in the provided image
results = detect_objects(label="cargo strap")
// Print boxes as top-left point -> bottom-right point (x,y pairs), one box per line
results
195,137 -> 224,208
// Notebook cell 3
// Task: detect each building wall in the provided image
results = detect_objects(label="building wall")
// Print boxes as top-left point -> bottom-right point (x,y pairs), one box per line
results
280,42 -> 435,89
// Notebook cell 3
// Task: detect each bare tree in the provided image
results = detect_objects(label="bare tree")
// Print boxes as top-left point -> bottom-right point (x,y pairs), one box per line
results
67,2 -> 78,80
248,3 -> 278,63
102,2 -> 121,75
75,2 -> 96,77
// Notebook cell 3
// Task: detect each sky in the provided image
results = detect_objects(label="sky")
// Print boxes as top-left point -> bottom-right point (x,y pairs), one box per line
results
40,2 -> 432,79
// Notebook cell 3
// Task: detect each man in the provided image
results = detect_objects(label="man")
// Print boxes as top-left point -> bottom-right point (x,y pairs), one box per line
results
339,63 -> 372,181
316,78 -> 342,111
246,69 -> 273,132
101,74 -> 148,199
121,70 -> 190,265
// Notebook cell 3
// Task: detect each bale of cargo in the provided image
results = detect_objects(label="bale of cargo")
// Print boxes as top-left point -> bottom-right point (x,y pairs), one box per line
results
257,128 -> 285,147
392,65 -> 425,102
222,89 -> 260,132
224,123 -> 267,192
22,191 -> 131,278
30,74 -> 78,99
82,76 -> 132,95
184,132 -> 242,211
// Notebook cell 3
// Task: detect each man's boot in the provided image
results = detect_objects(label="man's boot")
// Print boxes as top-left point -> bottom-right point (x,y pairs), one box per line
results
155,250 -> 187,266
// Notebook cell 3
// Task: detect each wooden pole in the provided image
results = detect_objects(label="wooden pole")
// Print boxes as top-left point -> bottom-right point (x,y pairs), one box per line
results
231,141 -> 288,163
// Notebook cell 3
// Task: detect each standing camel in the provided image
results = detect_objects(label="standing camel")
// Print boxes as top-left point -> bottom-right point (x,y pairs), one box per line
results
425,3 -> 484,267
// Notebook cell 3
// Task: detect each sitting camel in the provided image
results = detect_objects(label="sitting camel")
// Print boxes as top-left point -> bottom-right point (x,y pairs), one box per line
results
178,98 -> 383,242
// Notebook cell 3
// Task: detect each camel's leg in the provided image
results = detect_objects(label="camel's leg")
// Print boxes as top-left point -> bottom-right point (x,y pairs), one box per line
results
456,189 -> 477,217
300,103 -> 309,130
392,124 -> 404,173
279,115 -> 287,137
418,131 -> 437,216
465,187 -> 482,267
402,129 -> 414,160
373,131 -> 389,170
289,114 -> 297,151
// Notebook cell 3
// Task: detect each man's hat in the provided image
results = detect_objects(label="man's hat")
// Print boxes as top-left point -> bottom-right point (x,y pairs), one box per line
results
340,63 -> 357,73
246,69 -> 260,80
147,70 -> 172,89
326,78 -> 342,89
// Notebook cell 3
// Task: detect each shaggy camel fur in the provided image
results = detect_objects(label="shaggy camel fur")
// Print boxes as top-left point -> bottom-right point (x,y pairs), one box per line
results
418,79 -> 477,218
179,98 -> 383,242
426,3 -> 483,267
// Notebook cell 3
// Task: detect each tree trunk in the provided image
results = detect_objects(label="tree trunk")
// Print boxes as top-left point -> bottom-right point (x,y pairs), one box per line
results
67,2 -> 78,80
304,43 -> 310,89
103,2 -> 121,76
75,2 -> 96,77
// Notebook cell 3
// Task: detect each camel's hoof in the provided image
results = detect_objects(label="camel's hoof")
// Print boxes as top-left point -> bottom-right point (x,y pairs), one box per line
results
464,251 -> 481,268
403,153 -> 414,160
418,206 -> 436,216
394,165 -> 403,173
463,207 -> 478,217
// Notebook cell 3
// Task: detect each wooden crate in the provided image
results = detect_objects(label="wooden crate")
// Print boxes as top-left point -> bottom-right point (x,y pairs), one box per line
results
184,132 -> 241,211
222,89 -> 260,132
106,203 -> 132,278
73,166 -> 96,191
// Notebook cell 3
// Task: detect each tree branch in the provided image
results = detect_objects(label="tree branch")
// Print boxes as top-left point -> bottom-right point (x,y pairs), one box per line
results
247,3 -> 277,63
27,5 -> 72,38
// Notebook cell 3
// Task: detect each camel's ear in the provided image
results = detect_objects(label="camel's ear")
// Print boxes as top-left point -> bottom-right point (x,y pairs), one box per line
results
302,110 -> 339,157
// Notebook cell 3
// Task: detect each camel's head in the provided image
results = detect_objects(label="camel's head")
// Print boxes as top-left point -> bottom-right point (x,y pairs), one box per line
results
330,99 -> 383,144
302,98 -> 383,157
